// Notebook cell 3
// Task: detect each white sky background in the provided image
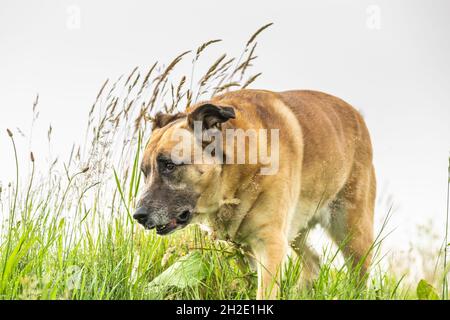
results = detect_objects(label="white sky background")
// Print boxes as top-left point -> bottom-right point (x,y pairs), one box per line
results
0,0 -> 449,260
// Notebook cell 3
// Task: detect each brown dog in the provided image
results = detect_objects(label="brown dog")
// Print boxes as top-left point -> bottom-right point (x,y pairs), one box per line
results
134,89 -> 376,299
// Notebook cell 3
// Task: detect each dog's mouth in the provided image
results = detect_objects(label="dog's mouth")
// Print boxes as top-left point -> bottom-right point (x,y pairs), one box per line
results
153,210 -> 192,236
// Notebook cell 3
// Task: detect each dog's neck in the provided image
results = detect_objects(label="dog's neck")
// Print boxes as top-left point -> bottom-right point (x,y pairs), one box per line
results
194,164 -> 263,243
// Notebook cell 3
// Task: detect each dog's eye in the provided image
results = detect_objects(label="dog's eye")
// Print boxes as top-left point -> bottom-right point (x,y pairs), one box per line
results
164,161 -> 176,172
157,155 -> 178,174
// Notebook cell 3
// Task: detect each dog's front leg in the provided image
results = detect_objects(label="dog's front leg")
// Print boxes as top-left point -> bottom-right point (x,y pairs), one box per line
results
251,232 -> 288,300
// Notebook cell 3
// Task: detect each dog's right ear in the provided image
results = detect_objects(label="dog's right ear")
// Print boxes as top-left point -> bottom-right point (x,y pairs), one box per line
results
152,112 -> 186,129
187,103 -> 235,130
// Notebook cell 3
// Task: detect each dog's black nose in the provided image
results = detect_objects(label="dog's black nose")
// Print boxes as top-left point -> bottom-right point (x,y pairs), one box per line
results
133,207 -> 148,223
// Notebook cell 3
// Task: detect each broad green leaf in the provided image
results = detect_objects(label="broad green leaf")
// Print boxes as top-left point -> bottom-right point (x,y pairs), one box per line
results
416,279 -> 439,300
147,251 -> 209,297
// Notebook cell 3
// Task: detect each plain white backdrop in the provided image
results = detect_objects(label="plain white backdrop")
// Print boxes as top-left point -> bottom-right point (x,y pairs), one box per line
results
1,0 -> 449,272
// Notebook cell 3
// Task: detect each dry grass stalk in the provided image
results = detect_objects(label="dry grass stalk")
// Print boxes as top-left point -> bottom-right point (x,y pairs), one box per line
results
246,22 -> 273,47
195,39 -> 222,61
124,67 -> 139,87
242,73 -> 262,89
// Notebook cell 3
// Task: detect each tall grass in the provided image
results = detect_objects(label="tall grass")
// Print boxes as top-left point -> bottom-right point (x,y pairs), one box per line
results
443,157 -> 450,299
0,25 -> 446,300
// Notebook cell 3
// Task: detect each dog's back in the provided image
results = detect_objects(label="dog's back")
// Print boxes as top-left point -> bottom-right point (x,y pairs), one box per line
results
278,89 -> 374,208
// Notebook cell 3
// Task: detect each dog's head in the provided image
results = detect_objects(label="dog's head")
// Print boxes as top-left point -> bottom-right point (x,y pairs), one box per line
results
133,103 -> 235,235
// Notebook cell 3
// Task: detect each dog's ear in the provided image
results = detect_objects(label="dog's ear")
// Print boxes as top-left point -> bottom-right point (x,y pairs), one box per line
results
152,112 -> 186,129
187,103 -> 235,130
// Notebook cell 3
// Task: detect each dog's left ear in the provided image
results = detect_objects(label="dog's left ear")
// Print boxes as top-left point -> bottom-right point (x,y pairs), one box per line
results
187,104 -> 235,130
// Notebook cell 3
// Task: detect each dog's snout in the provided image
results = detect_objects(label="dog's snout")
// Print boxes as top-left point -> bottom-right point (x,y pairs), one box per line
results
133,207 -> 148,223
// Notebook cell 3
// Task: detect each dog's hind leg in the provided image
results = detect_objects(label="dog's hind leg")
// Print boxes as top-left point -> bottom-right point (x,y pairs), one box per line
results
325,164 -> 376,279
